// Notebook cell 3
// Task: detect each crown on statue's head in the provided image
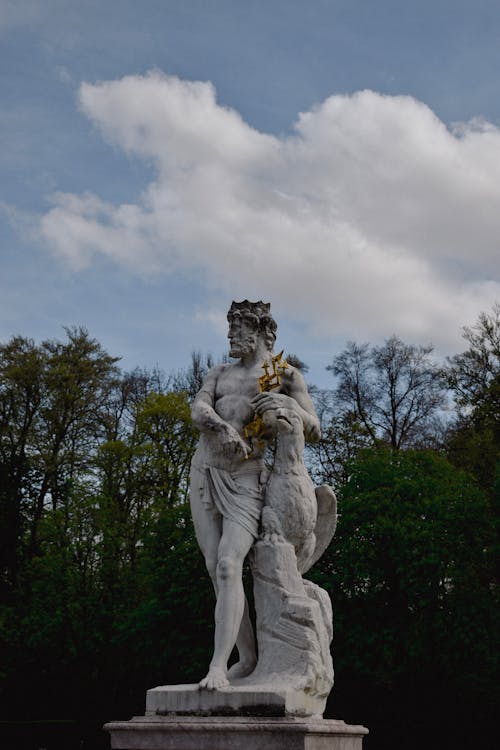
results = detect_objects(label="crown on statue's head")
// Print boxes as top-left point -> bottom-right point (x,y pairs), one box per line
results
227,300 -> 277,346
228,300 -> 271,318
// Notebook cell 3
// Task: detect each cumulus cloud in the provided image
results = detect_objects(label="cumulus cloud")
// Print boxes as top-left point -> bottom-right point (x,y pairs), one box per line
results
40,71 -> 500,349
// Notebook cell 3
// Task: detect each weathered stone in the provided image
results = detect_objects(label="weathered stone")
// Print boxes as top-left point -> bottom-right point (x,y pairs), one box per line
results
244,538 -> 334,716
104,715 -> 369,750
188,301 -> 333,694
104,300 -> 368,747
146,683 -> 322,718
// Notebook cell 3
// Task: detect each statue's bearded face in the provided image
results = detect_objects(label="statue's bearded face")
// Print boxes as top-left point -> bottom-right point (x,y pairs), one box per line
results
227,312 -> 261,357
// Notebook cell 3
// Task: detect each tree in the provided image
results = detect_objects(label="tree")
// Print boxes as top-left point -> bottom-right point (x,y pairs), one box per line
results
446,304 -> 500,492
0,328 -> 119,593
31,328 -> 120,544
171,351 -> 214,399
0,334 -> 211,739
310,446 -> 499,749
328,336 -> 446,450
307,388 -> 371,486
447,303 -> 500,416
0,336 -> 45,593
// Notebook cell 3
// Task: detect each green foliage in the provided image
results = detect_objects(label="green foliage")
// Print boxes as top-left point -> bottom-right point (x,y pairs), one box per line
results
308,388 -> 371,486
1,321 -> 499,750
447,304 -> 500,493
0,328 -> 120,594
0,331 -> 209,726
310,447 -> 499,746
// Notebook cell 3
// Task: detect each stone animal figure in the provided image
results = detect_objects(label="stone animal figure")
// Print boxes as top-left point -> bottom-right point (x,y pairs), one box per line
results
262,407 -> 337,573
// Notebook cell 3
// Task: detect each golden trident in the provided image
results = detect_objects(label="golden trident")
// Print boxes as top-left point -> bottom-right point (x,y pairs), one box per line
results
243,350 -> 288,455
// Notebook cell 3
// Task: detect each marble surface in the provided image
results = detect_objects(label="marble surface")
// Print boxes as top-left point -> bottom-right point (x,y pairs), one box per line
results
187,300 -> 336,707
105,715 -> 369,750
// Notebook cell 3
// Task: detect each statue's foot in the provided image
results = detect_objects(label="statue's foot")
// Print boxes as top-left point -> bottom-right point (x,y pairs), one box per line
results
227,657 -> 257,681
199,666 -> 229,690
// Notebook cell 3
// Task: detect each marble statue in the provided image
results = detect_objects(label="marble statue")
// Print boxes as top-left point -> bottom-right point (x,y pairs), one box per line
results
105,301 -> 369,746
189,300 -> 337,710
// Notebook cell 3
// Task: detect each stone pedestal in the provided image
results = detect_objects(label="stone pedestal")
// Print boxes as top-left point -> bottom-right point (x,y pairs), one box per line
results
104,715 -> 369,750
145,683 -> 326,719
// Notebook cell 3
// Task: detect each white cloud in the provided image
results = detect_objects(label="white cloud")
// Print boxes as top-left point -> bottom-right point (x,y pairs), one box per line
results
40,71 -> 500,351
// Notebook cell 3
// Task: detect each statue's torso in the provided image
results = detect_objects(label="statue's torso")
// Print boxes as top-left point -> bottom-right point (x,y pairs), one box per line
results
194,361 -> 286,472
213,363 -> 264,433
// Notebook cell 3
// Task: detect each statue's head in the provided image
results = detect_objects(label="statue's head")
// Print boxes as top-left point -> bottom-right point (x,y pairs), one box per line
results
227,300 -> 277,358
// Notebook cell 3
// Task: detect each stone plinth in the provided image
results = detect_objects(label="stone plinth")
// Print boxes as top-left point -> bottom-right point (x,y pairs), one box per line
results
104,715 -> 369,750
145,683 -> 323,718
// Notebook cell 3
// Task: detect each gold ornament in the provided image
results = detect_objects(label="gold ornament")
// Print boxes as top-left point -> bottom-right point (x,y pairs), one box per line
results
243,351 -> 288,455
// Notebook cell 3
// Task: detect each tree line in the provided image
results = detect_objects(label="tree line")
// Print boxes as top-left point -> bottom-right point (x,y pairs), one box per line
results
0,307 -> 499,749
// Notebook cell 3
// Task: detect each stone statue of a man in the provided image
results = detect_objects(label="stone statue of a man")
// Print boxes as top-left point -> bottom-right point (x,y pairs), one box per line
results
190,300 -> 320,690
105,301 -> 367,744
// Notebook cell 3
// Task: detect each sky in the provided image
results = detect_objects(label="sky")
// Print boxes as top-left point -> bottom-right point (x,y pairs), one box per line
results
1,0 -> 500,387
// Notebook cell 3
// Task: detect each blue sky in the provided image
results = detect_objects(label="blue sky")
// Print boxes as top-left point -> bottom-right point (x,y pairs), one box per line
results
1,1 -> 500,387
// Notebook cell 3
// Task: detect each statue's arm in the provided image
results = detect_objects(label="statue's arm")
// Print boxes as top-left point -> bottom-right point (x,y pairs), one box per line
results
191,366 -> 227,433
191,366 -> 250,457
285,368 -> 321,442
252,367 -> 321,443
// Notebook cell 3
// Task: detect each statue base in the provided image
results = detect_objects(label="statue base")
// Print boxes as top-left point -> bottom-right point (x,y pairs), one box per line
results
104,714 -> 369,749
145,682 -> 327,718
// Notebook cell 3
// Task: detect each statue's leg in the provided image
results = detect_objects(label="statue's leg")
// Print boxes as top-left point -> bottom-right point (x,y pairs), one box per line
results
227,593 -> 257,680
189,464 -> 222,581
200,519 -> 255,689
189,465 -> 225,686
